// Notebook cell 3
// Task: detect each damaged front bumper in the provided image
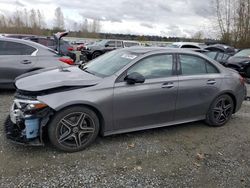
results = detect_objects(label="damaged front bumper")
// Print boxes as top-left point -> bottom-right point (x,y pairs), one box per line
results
4,98 -> 53,146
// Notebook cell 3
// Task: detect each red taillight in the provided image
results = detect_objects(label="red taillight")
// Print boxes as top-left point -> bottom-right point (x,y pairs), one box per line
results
68,47 -> 74,51
59,57 -> 74,65
239,75 -> 246,85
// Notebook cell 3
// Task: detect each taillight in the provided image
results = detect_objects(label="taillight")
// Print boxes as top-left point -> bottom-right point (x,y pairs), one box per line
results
59,57 -> 74,65
239,75 -> 246,85
68,47 -> 74,51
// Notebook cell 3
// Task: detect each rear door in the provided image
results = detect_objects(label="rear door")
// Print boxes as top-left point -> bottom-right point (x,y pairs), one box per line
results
175,54 -> 223,121
0,41 -> 37,86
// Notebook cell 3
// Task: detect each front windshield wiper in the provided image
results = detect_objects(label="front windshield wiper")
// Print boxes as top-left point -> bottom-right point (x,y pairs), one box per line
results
80,67 -> 96,75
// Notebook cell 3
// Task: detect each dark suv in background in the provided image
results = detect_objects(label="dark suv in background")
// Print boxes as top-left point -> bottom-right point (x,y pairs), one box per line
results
81,39 -> 140,60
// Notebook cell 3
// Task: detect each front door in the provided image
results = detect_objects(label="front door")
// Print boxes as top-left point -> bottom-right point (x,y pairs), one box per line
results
113,54 -> 178,131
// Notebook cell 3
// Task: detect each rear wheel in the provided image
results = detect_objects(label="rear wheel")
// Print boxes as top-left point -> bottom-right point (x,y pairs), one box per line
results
48,106 -> 99,152
206,94 -> 234,127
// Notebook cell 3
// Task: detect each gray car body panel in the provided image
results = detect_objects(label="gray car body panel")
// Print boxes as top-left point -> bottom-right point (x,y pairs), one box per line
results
15,47 -> 246,136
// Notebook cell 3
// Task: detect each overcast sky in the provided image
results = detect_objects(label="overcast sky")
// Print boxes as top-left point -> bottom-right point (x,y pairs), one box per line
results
0,0 -> 216,38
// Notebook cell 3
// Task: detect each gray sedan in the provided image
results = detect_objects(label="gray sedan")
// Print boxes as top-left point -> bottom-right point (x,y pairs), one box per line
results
5,47 -> 246,152
0,37 -> 70,89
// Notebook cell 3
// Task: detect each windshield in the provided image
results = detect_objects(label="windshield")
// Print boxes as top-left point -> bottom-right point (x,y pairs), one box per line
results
81,50 -> 138,77
234,49 -> 250,57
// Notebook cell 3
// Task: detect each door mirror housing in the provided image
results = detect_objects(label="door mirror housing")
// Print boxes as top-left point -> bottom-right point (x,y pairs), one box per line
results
125,72 -> 145,84
105,44 -> 109,47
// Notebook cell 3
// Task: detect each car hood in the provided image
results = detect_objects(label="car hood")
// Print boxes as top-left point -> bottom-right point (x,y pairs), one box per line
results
227,56 -> 250,65
15,66 -> 101,92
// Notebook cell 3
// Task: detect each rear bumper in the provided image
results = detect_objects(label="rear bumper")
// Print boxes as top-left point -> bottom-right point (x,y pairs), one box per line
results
235,84 -> 247,113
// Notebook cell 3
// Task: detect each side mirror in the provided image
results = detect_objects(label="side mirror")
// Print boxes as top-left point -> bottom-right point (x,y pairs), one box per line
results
105,44 -> 109,47
125,72 -> 145,84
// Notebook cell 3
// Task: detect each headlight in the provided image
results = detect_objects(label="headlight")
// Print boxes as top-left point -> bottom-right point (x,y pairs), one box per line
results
26,103 -> 48,110
14,99 -> 48,111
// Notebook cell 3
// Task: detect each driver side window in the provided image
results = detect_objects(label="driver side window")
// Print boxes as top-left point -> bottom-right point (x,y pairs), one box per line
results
127,54 -> 173,79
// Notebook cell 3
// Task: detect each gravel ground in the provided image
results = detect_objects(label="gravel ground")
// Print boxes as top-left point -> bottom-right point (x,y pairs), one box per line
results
0,86 -> 250,188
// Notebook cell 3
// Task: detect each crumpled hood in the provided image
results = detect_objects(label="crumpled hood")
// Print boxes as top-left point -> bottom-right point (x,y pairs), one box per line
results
15,66 -> 101,92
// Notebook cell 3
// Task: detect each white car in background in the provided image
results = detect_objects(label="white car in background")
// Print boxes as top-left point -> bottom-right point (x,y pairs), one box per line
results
169,42 -> 207,49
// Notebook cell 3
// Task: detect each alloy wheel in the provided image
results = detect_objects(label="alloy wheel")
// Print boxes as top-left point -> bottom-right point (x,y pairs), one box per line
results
212,98 -> 233,124
56,112 -> 95,148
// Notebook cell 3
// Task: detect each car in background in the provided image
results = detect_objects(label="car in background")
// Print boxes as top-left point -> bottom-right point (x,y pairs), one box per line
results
226,49 -> 250,78
0,37 -> 73,89
24,32 -> 73,56
5,47 -> 246,152
169,42 -> 207,49
81,39 -> 140,60
205,44 -> 236,55
1,33 -> 37,39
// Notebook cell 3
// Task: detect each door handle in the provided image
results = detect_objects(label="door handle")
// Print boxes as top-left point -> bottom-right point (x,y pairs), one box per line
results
207,79 -> 216,85
162,82 -> 174,89
20,60 -> 32,64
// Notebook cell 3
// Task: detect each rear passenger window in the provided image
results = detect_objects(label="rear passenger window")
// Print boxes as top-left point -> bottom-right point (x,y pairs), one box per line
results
206,62 -> 219,73
180,54 -> 219,75
180,55 -> 207,75
0,41 -> 36,55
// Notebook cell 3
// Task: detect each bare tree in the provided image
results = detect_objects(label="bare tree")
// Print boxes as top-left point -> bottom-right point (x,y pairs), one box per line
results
54,7 -> 64,30
214,0 -> 250,48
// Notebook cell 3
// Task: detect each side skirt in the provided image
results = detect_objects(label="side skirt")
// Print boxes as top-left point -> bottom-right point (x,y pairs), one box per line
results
103,116 -> 205,136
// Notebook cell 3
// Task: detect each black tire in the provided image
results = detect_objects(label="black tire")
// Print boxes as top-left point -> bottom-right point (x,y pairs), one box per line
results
206,94 -> 234,127
92,51 -> 101,59
48,106 -> 100,152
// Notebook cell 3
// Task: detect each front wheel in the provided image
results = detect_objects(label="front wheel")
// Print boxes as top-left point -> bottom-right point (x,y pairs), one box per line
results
92,51 -> 102,59
48,106 -> 100,152
206,94 -> 234,127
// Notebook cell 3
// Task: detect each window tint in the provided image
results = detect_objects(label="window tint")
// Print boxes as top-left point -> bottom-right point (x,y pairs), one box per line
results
204,51 -> 217,59
222,54 -> 230,60
180,55 -> 206,75
180,54 -> 219,75
206,62 -> 219,73
106,41 -> 116,47
0,41 -> 36,55
116,41 -> 123,48
127,54 -> 173,79
216,52 -> 224,60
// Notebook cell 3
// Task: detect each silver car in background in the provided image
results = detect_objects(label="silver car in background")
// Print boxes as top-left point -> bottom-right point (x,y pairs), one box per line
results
0,37 -> 70,89
5,47 -> 246,152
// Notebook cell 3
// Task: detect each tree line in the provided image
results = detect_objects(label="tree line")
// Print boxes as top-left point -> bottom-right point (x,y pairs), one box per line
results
0,7 -> 101,37
215,0 -> 250,48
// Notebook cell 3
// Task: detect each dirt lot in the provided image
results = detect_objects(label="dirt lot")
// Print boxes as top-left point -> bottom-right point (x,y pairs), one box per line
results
0,86 -> 250,188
